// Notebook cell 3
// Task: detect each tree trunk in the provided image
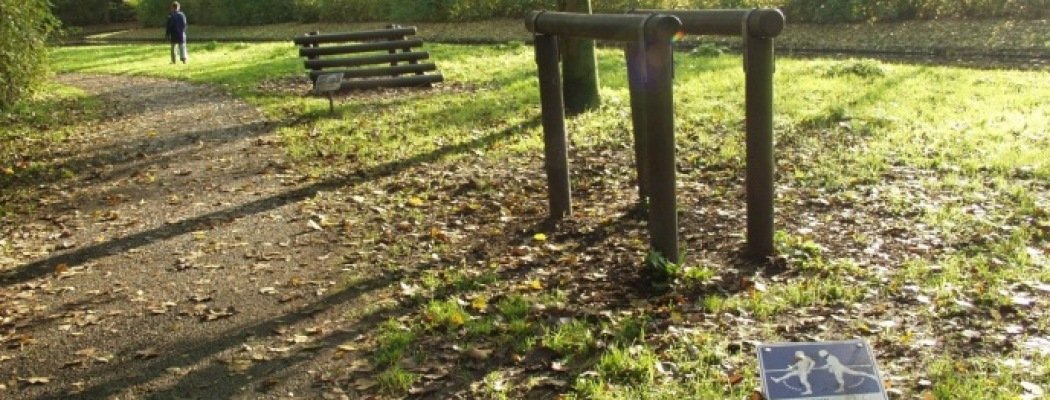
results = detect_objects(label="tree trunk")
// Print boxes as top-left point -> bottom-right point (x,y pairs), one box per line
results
558,0 -> 601,115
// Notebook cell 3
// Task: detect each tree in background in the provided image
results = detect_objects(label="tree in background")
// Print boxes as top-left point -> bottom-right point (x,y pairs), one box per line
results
134,0 -> 1050,27
559,0 -> 601,115
51,0 -> 137,27
0,0 -> 59,109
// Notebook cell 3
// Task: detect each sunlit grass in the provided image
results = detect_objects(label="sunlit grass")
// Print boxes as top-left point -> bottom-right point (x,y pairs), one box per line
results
43,42 -> 1050,398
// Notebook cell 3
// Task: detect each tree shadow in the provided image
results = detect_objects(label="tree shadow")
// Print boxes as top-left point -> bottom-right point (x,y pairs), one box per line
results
1,120 -> 270,196
3,116 -> 539,284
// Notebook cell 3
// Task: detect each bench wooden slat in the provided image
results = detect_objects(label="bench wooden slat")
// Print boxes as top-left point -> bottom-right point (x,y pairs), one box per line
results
308,63 -> 437,80
293,28 -> 417,45
299,39 -> 425,57
304,52 -> 430,69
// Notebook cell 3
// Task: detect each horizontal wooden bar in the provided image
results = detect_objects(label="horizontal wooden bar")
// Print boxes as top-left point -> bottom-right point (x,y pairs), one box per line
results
293,27 -> 416,45
525,11 -> 680,42
631,8 -> 785,37
308,63 -> 437,80
304,51 -> 429,69
337,74 -> 444,90
299,39 -> 424,57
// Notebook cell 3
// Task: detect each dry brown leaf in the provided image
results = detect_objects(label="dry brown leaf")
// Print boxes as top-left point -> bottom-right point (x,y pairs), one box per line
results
21,376 -> 50,384
136,348 -> 160,359
352,377 -> 377,390
228,358 -> 253,373
727,371 -> 744,386
464,346 -> 492,361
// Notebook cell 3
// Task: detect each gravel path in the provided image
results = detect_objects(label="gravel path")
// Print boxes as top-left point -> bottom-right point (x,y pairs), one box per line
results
0,74 -> 374,399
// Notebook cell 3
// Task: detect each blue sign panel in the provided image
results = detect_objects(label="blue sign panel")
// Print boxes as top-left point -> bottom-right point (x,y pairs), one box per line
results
758,340 -> 888,400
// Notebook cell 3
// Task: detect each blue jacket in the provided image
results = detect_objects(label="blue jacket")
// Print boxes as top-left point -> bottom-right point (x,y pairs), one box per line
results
166,11 -> 187,43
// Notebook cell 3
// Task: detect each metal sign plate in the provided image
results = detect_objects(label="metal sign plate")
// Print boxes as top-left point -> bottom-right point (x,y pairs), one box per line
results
314,73 -> 344,93
758,340 -> 888,400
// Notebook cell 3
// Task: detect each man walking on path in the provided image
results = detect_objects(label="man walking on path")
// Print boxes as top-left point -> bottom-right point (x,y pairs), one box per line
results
166,1 -> 188,64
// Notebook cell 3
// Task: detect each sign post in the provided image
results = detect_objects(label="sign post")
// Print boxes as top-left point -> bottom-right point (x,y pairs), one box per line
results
758,340 -> 889,400
313,73 -> 344,113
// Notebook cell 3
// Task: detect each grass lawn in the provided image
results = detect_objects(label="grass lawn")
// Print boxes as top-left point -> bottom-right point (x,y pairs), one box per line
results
81,18 -> 1050,57
14,40 -> 1050,398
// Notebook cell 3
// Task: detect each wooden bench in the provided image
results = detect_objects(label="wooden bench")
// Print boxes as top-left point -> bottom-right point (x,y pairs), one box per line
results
293,25 -> 444,90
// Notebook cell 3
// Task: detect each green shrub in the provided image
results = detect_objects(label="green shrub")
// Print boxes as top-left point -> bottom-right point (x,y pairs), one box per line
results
138,0 -> 306,26
51,0 -> 108,26
316,0 -> 377,22
136,0 -> 170,27
136,0 -> 1050,26
594,0 -> 693,12
52,0 -> 136,26
0,0 -> 59,109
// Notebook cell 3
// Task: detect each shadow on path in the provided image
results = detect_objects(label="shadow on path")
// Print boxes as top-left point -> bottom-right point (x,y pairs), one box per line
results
5,116 -> 540,284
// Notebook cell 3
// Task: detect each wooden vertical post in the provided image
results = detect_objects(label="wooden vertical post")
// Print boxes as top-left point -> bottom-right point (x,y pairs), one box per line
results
535,33 -> 572,218
744,30 -> 776,259
625,41 -> 649,204
642,15 -> 679,262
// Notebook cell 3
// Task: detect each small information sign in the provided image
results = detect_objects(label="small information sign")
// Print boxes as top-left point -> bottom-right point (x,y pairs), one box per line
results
313,73 -> 344,93
758,340 -> 888,400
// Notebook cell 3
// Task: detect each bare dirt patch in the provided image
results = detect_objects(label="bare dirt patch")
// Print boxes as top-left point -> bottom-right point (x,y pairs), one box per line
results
0,74 -> 357,399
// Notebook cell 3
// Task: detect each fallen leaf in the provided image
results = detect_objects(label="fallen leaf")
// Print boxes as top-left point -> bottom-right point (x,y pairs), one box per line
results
1021,381 -> 1044,396
471,295 -> 488,312
202,307 -> 236,321
464,346 -> 492,361
400,281 -> 421,297
228,357 -> 252,373
527,279 -> 543,291
551,361 -> 568,372
352,377 -> 377,390
430,227 -> 449,242
20,376 -> 50,385
1012,293 -> 1036,307
136,348 -> 161,359
727,371 -> 744,385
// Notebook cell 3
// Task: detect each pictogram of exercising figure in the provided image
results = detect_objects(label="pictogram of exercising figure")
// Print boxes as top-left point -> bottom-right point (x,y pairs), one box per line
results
771,351 -> 815,395
818,349 -> 880,393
